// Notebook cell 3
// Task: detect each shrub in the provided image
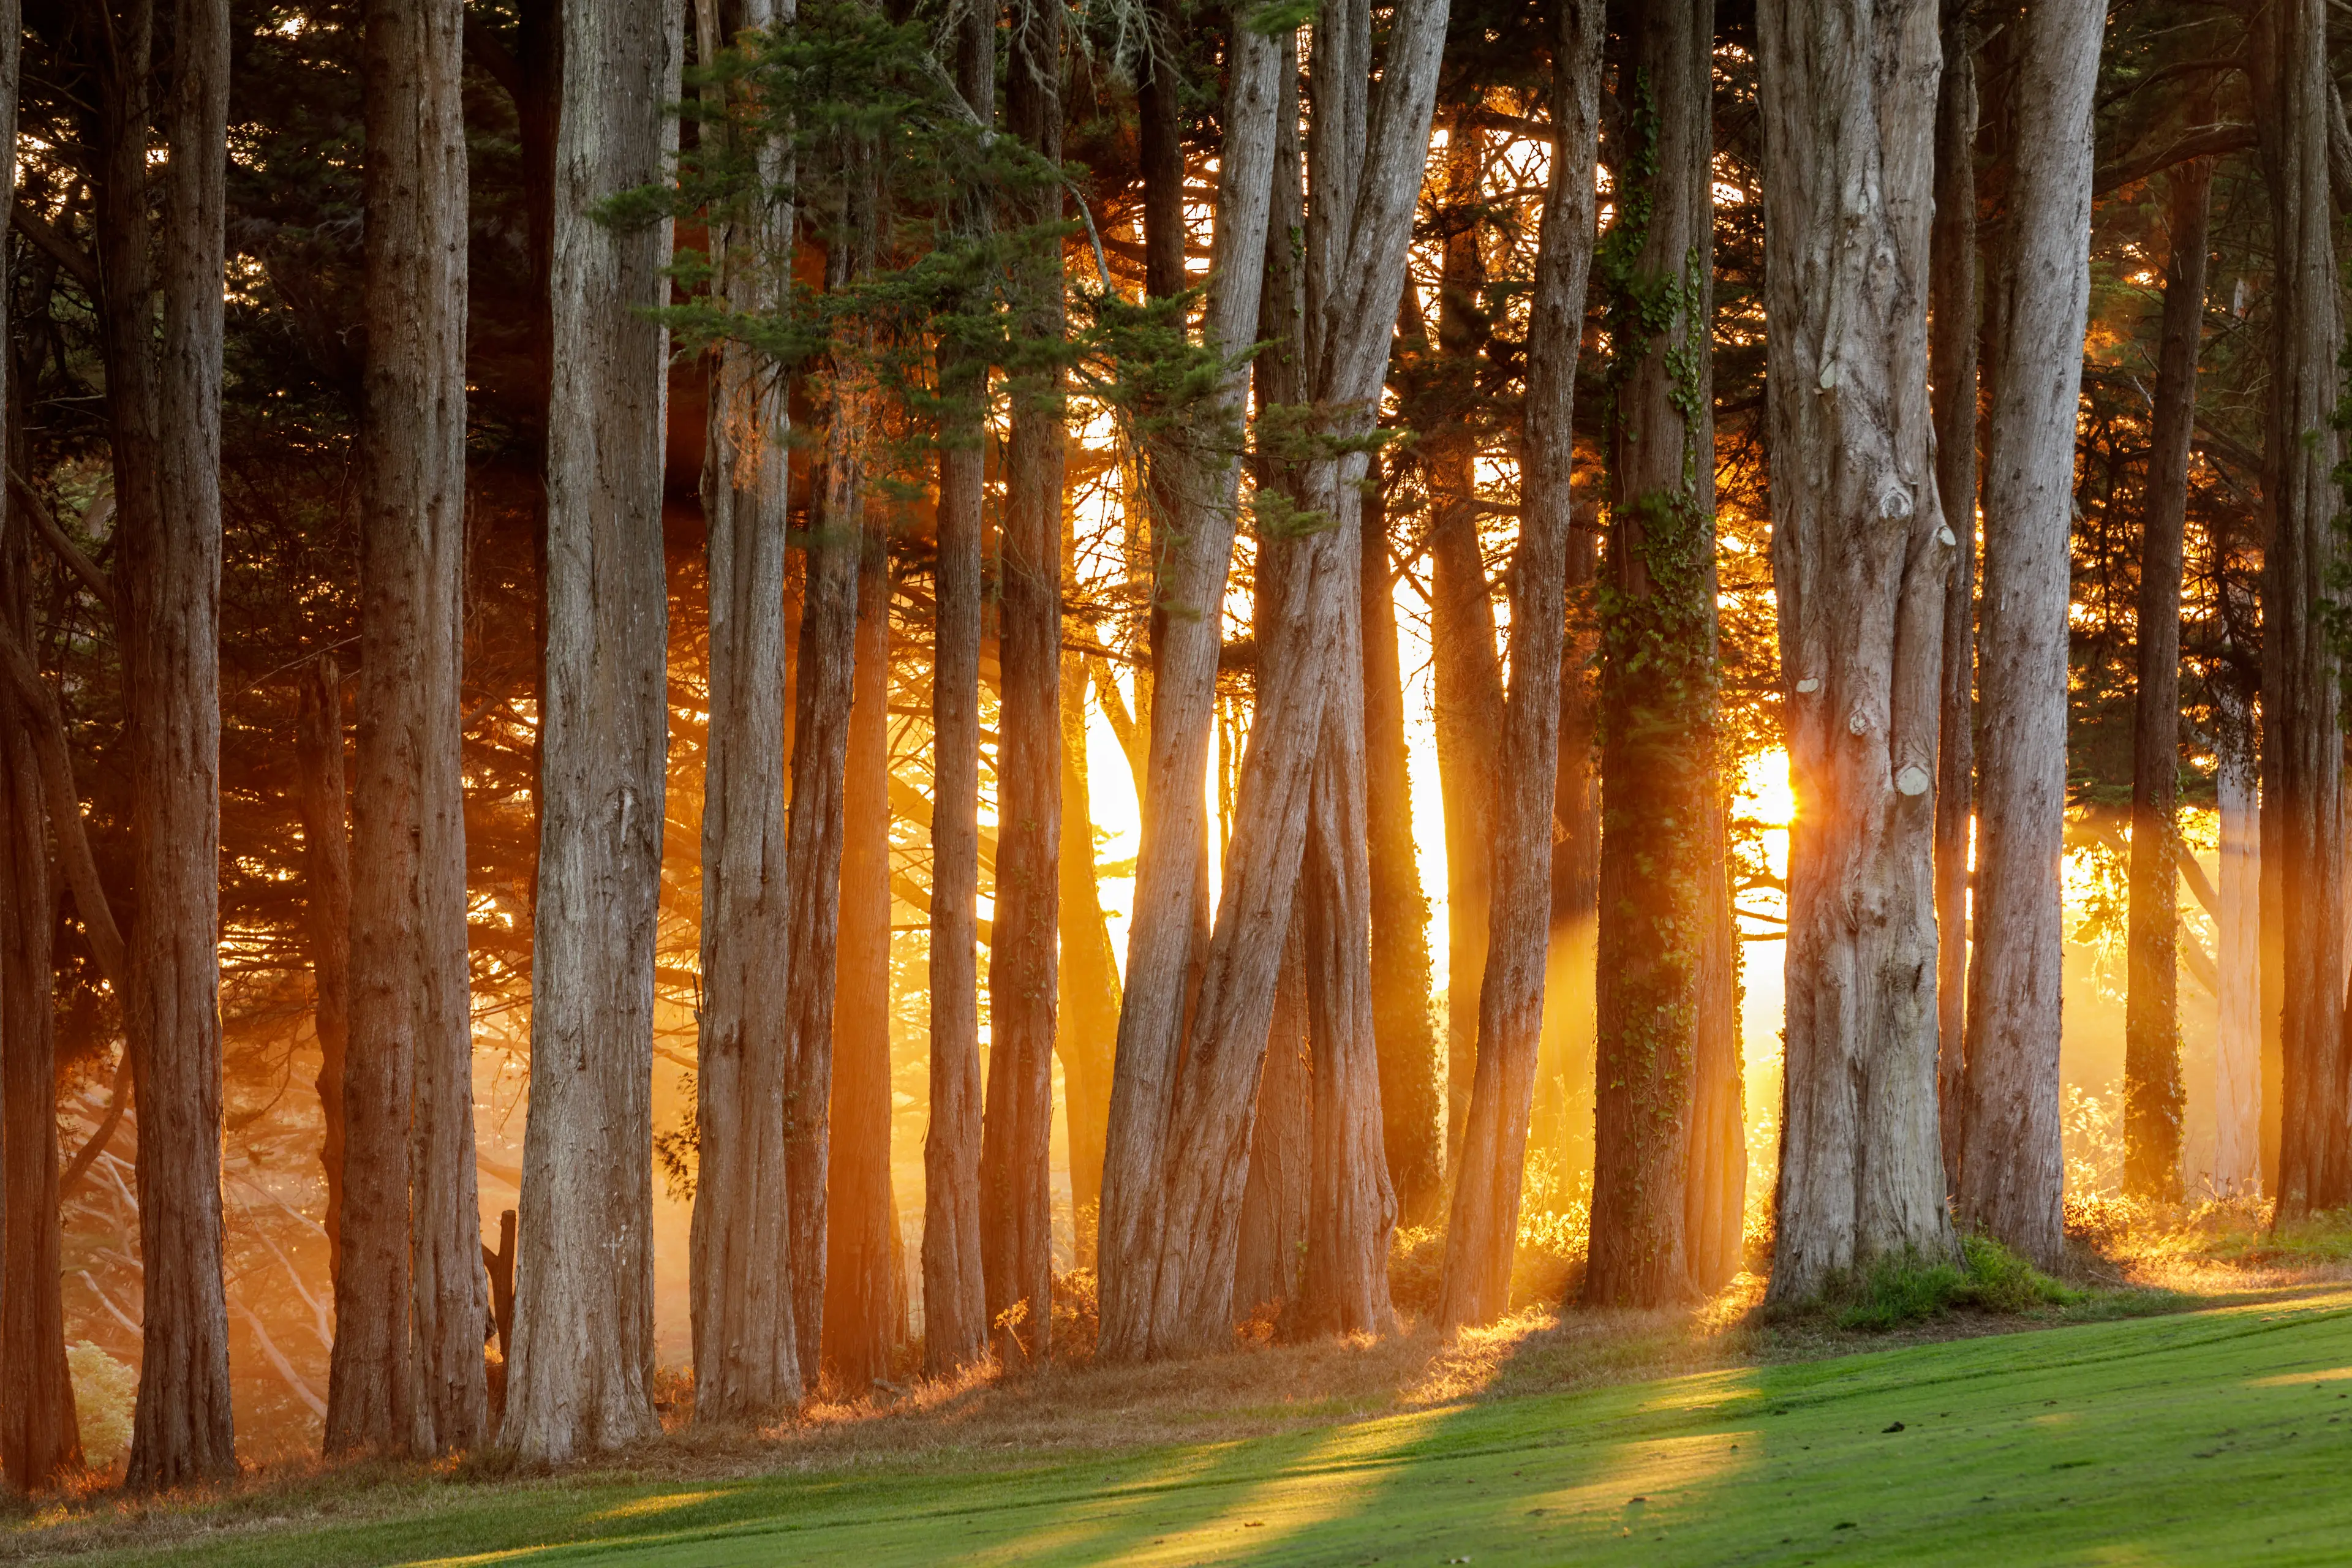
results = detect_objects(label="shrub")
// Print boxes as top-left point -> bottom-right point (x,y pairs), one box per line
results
1816,1236 -> 2076,1332
67,1341 -> 136,1472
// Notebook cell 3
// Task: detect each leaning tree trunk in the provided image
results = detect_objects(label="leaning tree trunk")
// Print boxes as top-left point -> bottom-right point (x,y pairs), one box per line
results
2255,0 -> 2349,1221
332,0 -> 486,1457
2122,154 -> 2213,1202
2214,676 -> 2261,1193
508,0 -> 680,1463
1961,0 -> 2100,1269
93,0 -> 238,1490
824,482 -> 903,1390
1928,3 -> 1978,1188
922,0 -> 995,1378
978,0 -> 1064,1370
292,659 -> 350,1292
1435,0 -> 1602,1330
1758,0 -> 1957,1305
1585,0 -> 1719,1312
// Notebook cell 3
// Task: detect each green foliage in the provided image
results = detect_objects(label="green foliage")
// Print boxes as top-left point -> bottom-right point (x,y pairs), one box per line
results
66,1341 -> 137,1472
1815,1237 -> 2079,1332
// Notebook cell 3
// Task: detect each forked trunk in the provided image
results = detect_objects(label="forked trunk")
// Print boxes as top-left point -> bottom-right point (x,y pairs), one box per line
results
2121,155 -> 2212,1202
1758,0 -> 1956,1305
508,0 -> 680,1462
1434,0 -> 1602,1330
1962,0 -> 2100,1268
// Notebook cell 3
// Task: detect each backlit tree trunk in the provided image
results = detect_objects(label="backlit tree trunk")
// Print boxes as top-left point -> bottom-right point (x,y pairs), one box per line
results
1584,0 -> 1715,1310
1435,0 -> 1602,1330
1929,4 -> 1977,1187
690,0 -> 799,1425
2254,0 -> 2348,1221
1057,655 -> 1120,1235
1234,922 -> 1311,1319
1961,0 -> 2099,1269
2122,155 -> 2212,1202
85,0 -> 239,1490
923,0 -> 993,1378
979,0 -> 1065,1369
2214,678 -> 2260,1193
292,659 -> 350,1289
508,0 -> 680,1463
1758,0 -> 1956,1305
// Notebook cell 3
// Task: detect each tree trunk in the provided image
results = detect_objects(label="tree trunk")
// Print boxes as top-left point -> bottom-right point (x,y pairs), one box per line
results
1961,0 -> 2100,1269
1758,0 -> 1956,1305
1234,921 -> 1311,1319
2214,677 -> 2261,1193
1929,4 -> 1978,1189
2254,0 -> 2349,1222
825,492 -> 903,1391
1544,503 -> 1601,1183
507,0 -> 680,1463
979,0 -> 1064,1370
2122,155 -> 2212,1202
86,0 -> 239,1490
1057,658 -> 1119,1238
689,0 -> 800,1425
922,0 -> 995,1378
1360,473 -> 1442,1225
292,659 -> 350,1291
1583,0 -> 1716,1311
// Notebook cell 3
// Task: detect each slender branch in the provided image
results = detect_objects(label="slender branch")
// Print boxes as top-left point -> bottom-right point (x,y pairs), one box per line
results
9,467 -> 117,620
11,200 -> 99,292
0,618 -> 127,984
57,1052 -> 130,1202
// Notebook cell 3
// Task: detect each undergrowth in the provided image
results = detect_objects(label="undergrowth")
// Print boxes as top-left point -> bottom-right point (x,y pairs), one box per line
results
1807,1235 -> 2079,1332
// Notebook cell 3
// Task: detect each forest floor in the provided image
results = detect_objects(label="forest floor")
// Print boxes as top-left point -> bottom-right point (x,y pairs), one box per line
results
8,1201 -> 2352,1566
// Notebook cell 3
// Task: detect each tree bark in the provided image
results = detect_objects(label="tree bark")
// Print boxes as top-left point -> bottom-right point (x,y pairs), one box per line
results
922,0 -> 995,1378
1961,0 -> 2100,1269
2214,677 -> 2260,1193
689,0 -> 800,1425
1360,473 -> 1442,1224
292,660 -> 350,1294
1929,2 -> 1978,1189
2122,154 -> 2212,1202
979,0 -> 1064,1370
84,0 -> 239,1490
1057,659 -> 1119,1238
508,0 -> 680,1463
1234,921 -> 1311,1319
2254,0 -> 2348,1222
1581,0 -> 1716,1310
825,492 -> 903,1390
1758,0 -> 1956,1305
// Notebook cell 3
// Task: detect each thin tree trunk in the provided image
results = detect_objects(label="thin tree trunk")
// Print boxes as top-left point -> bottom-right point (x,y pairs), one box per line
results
1360,472 -> 1442,1224
825,492 -> 903,1390
922,0 -> 995,1378
979,0 -> 1064,1370
1545,505 -> 1601,1183
1234,921 -> 1311,1319
2214,677 -> 2260,1193
2122,154 -> 2212,1202
508,0 -> 680,1462
1961,0 -> 2100,1269
1929,2 -> 1978,1189
292,659 -> 350,1292
690,0 -> 799,1425
1758,0 -> 1956,1305
2255,0 -> 2349,1222
1057,659 -> 1118,1237
1583,0 -> 1717,1311
88,0 -> 238,1490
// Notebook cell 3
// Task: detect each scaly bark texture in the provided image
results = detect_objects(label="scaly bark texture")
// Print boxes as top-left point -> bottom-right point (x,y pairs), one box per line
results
331,0 -> 486,1457
291,660 -> 350,1290
1962,0 -> 2100,1270
508,0 -> 680,1463
2214,677 -> 2260,1193
923,0 -> 993,1378
1436,0 -> 1602,1330
84,0 -> 239,1490
1584,0 -> 1716,1310
979,0 -> 1064,1369
1234,924 -> 1312,1319
2121,156 -> 2212,1202
689,0 -> 799,1425
825,496 -> 903,1389
1758,0 -> 1957,1305
1928,3 -> 1978,1188
2254,0 -> 2348,1221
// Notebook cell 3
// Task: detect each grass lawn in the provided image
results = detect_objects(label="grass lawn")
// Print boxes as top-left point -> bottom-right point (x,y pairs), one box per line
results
18,1287 -> 2352,1566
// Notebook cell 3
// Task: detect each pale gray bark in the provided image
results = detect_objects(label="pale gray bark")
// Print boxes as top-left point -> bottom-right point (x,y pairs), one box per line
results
689,0 -> 799,1425
1759,0 -> 1956,1304
508,0 -> 682,1463
1436,0 -> 1602,1329
2215,679 -> 2260,1193
1961,0 -> 2100,1269
1234,923 -> 1311,1319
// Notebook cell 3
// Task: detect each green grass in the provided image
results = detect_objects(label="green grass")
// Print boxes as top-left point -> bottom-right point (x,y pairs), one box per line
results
1812,1235 -> 2081,1331
19,1291 -> 2352,1566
